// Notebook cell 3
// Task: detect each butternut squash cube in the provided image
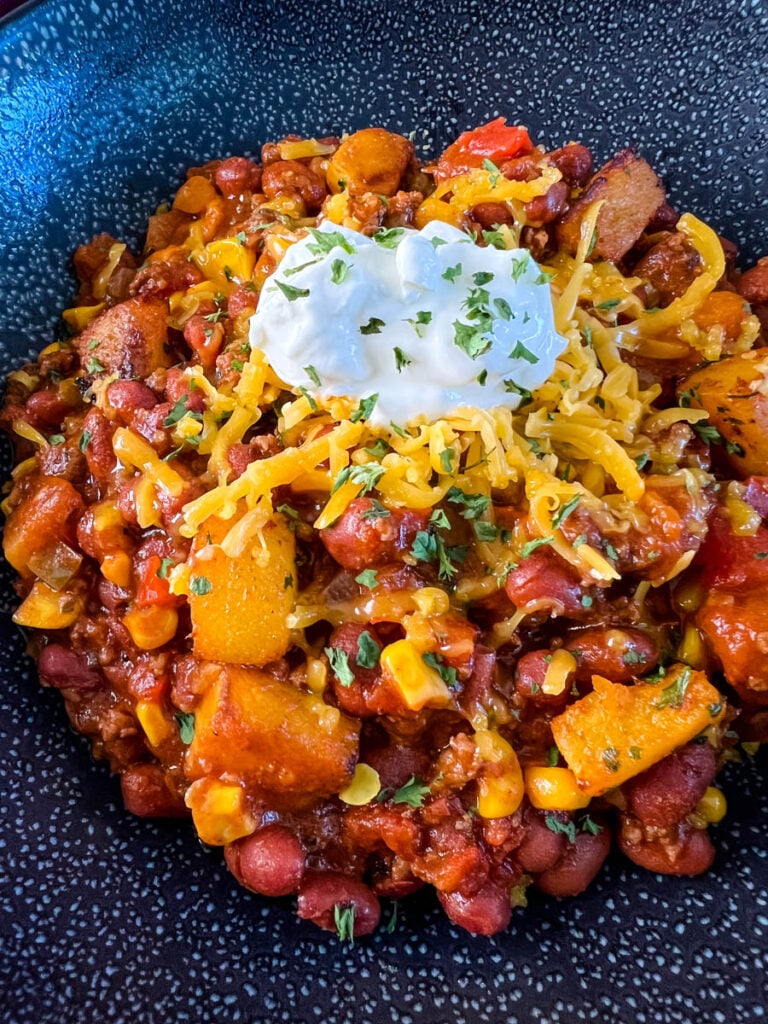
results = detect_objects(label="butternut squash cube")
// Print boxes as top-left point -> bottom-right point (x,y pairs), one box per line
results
188,513 -> 296,666
551,666 -> 725,796
186,662 -> 360,811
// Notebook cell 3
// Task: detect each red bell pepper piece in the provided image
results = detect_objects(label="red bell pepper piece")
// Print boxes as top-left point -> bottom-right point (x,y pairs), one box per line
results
434,118 -> 533,181
134,553 -> 182,608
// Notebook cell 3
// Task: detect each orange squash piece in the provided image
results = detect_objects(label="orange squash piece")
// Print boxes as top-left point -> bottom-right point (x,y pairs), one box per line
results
186,662 -> 360,811
188,512 -> 296,666
551,666 -> 725,796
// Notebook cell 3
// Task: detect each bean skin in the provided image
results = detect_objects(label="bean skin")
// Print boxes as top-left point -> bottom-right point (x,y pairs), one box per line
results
225,825 -> 304,897
262,160 -> 326,213
524,180 -> 569,227
320,498 -> 429,571
505,548 -> 586,617
325,622 -> 402,716
618,819 -> 715,875
515,650 -> 572,711
624,742 -> 716,828
564,627 -> 659,683
297,871 -> 381,937
535,826 -> 611,898
470,202 -> 515,229
214,156 -> 262,197
515,807 -> 569,873
438,881 -> 512,935
107,380 -> 158,424
38,644 -> 102,691
121,763 -> 187,817
547,143 -> 593,188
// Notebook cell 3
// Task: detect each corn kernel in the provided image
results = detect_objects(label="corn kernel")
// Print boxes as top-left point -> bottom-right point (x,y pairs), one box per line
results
696,786 -> 727,824
677,624 -> 705,669
135,700 -> 173,747
411,587 -> 451,616
123,606 -> 179,650
306,657 -> 328,693
474,729 -> 524,819
675,578 -> 704,612
13,582 -> 83,630
542,649 -> 577,696
101,551 -> 132,589
525,766 -> 591,811
184,777 -> 256,846
380,639 -> 451,711
338,763 -> 381,806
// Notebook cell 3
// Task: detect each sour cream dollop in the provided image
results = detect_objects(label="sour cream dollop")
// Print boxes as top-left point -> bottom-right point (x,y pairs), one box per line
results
249,221 -> 567,426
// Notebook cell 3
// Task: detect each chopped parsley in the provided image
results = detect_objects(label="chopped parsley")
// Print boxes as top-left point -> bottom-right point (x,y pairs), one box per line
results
520,536 -> 554,559
423,652 -> 458,689
392,775 -> 431,808
175,712 -> 195,745
333,904 -> 355,944
579,815 -> 603,836
602,746 -> 620,774
325,646 -> 355,688
406,310 -> 432,337
546,746 -> 560,767
332,462 -> 386,495
429,508 -> 451,530
439,448 -> 455,474
360,317 -> 385,335
189,575 -> 213,596
482,227 -> 507,249
356,630 -> 381,669
595,297 -> 621,311
86,356 -> 105,374
163,396 -> 202,428
510,253 -> 530,282
48,434 -> 65,446
453,318 -> 492,360
545,815 -> 577,844
655,667 -> 692,709
359,498 -> 390,520
283,574 -> 294,590
442,262 -> 463,283
473,521 -> 500,542
394,347 -> 412,372
350,393 -> 379,422
330,258 -> 351,285
473,270 -> 495,286
503,379 -> 533,403
306,227 -> 356,256
304,364 -> 322,387
551,495 -> 581,530
373,227 -> 406,249
508,340 -> 539,365
274,280 -> 310,302
157,557 -> 174,579
355,569 -> 378,589
78,429 -> 93,453
446,487 -> 491,520
298,386 -> 318,411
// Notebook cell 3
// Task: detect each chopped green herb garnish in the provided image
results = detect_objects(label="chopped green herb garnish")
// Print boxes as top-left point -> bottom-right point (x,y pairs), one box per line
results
509,340 -> 539,365
442,262 -> 463,283
445,487 -> 491,520
439,448 -> 455,474
356,630 -> 382,669
602,746 -> 620,773
373,227 -> 406,249
655,667 -> 692,709
422,652 -> 458,689
325,646 -> 355,688
360,317 -> 385,335
394,347 -> 412,372
48,434 -> 65,446
360,499 -> 390,520
189,575 -> 212,596
392,775 -> 431,807
355,569 -> 378,589
175,712 -> 195,745
330,258 -> 350,285
304,364 -> 322,387
306,227 -> 356,256
332,462 -> 386,495
520,536 -> 554,559
473,521 -> 499,542
350,394 -> 379,422
157,557 -> 174,579
552,495 -> 581,530
274,280 -> 310,302
333,904 -> 355,944
78,429 -> 93,452
545,815 -> 577,844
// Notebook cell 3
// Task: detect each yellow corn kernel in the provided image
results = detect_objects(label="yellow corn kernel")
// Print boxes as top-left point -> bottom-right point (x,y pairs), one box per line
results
380,638 -> 452,711
322,191 -> 352,225
725,484 -> 761,537
338,763 -> 381,806
474,729 -> 524,819
101,551 -> 132,589
13,582 -> 83,630
696,786 -> 727,824
62,303 -> 105,332
184,777 -> 256,846
306,657 -> 328,694
135,700 -> 173,747
675,577 -> 704,612
677,624 -> 705,669
525,766 -> 591,811
123,606 -> 179,650
411,587 -> 451,616
542,649 -> 577,696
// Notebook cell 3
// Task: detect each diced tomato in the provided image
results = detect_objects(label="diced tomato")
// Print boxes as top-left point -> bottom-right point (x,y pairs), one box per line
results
434,118 -> 533,181
697,588 -> 768,704
696,508 -> 768,590
134,553 -> 182,608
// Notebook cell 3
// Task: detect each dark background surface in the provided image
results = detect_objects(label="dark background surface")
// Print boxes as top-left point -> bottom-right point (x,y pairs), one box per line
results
1,1 -> 768,1022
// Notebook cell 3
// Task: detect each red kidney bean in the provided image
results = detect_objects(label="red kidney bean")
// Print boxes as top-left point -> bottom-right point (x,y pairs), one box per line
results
25,389 -> 77,429
505,548 -> 585,617
262,160 -> 326,213
470,202 -> 515,229
624,742 -> 716,828
81,407 -> 117,479
224,825 -> 305,897
362,738 -> 431,791
738,256 -> 768,305
647,200 -> 680,232
515,650 -> 572,710
547,143 -> 593,188
226,436 -> 280,479
297,871 -> 381,937
320,498 -> 430,571
38,644 -> 102,691
164,366 -> 206,413
524,180 -> 569,226
227,284 -> 258,319
535,826 -> 611,898
214,156 -> 262,197
121,763 -> 187,818
107,380 -> 158,424
325,622 -> 402,716
97,579 -> 131,611
500,154 -> 542,182
564,627 -> 659,683
438,881 -> 512,935
515,808 -> 569,873
619,820 -> 715,875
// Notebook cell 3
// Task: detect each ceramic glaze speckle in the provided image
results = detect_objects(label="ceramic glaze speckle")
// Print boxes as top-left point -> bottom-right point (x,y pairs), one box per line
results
1,1 -> 768,1022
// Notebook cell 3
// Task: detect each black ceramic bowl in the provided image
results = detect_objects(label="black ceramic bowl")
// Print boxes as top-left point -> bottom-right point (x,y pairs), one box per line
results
2,2 -> 768,1022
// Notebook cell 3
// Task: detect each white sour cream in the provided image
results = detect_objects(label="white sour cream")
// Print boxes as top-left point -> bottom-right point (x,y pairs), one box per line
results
249,221 -> 566,427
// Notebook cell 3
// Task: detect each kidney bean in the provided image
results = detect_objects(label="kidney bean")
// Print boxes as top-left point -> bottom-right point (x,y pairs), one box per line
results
505,548 -> 585,617
320,498 -> 430,572
107,380 -> 158,424
38,644 -> 102,691
82,407 -> 117,480
647,200 -> 680,232
226,436 -> 280,479
470,202 -> 515,230
619,819 -> 715,875
325,622 -> 402,716
500,154 -> 542,182
164,366 -> 206,414
524,180 -> 569,227
121,763 -> 187,818
738,256 -> 768,305
547,143 -> 593,188
362,737 -> 431,791
383,190 -> 423,229
25,389 -> 78,430
214,156 -> 262,197
297,871 -> 381,937
624,742 -> 716,828
535,826 -> 611,898
564,627 -> 659,683
131,404 -> 173,455
438,881 -> 512,935
183,315 -> 225,373
227,284 -> 258,319
515,808 -> 569,873
515,650 -> 572,710
262,159 -> 326,213
224,825 -> 304,897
